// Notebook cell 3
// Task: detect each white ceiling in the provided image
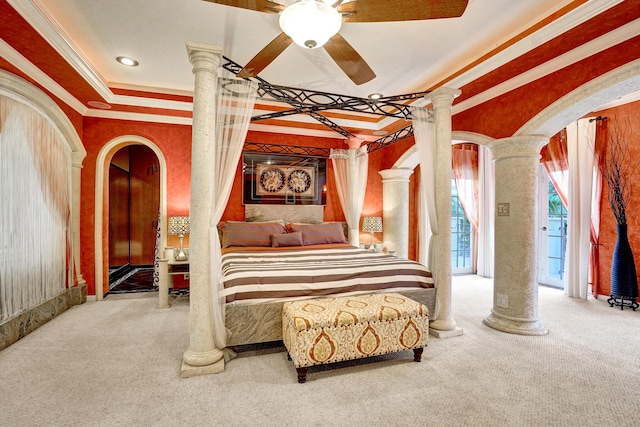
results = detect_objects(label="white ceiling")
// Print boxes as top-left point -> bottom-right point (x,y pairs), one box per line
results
32,0 -> 571,98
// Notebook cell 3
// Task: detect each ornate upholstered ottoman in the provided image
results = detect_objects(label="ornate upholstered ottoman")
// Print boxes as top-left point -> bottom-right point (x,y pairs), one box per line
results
282,293 -> 429,383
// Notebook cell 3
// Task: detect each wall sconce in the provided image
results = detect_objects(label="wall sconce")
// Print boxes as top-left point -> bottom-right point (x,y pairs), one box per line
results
361,216 -> 382,251
168,216 -> 190,261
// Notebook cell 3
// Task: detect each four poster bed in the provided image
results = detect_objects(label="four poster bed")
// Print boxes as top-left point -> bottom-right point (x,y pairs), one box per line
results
180,58 -> 445,375
219,207 -> 436,347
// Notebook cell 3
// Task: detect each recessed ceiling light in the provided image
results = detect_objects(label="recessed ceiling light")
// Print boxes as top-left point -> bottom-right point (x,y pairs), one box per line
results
87,101 -> 112,110
368,93 -> 383,100
116,56 -> 139,67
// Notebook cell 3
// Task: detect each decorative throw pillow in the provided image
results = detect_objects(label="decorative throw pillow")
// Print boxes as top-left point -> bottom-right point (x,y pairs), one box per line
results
271,231 -> 304,248
222,222 -> 286,248
289,222 -> 347,245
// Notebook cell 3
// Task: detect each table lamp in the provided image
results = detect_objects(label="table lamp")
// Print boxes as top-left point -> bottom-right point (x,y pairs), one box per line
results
168,216 -> 190,261
361,216 -> 382,251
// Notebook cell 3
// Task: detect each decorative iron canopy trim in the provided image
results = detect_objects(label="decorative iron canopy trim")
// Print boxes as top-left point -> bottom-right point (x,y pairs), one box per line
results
244,142 -> 331,158
222,56 -> 433,155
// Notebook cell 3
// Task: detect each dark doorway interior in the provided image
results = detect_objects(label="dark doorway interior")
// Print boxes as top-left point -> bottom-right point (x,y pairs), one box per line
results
108,145 -> 160,293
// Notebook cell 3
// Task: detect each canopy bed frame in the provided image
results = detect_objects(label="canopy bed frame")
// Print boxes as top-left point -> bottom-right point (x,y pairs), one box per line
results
182,42 -> 458,377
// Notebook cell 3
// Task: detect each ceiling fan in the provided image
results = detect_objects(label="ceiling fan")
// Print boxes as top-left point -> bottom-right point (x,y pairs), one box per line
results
204,0 -> 469,85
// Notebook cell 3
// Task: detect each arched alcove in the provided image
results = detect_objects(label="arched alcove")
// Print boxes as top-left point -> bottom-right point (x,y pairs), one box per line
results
94,136 -> 168,300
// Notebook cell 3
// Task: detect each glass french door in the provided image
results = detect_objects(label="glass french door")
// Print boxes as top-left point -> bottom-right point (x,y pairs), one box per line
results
538,166 -> 567,288
451,178 -> 473,274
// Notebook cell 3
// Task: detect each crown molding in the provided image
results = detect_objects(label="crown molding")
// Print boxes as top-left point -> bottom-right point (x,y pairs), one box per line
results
435,0 -> 624,90
452,18 -> 640,115
9,0 -> 113,100
84,109 -> 192,125
0,38 -> 87,115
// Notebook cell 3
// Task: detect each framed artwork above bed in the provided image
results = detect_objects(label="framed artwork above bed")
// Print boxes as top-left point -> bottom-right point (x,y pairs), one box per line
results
243,153 -> 326,205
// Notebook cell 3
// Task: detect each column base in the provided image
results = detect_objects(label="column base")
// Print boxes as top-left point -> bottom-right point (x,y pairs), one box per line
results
183,347 -> 224,367
429,326 -> 463,338
180,358 -> 225,378
429,318 -> 458,331
483,311 -> 548,336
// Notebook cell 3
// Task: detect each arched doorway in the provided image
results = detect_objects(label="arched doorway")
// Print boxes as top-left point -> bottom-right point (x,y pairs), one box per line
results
107,144 -> 161,293
94,136 -> 167,300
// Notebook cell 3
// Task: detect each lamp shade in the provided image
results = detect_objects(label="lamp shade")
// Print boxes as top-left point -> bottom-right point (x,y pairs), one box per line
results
168,216 -> 190,235
362,216 -> 382,233
279,0 -> 342,49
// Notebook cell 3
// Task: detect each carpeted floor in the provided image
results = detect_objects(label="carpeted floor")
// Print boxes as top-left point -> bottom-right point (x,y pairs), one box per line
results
1,275 -> 639,426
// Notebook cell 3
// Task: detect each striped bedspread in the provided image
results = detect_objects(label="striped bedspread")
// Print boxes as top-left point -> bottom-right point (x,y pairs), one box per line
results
220,245 -> 434,305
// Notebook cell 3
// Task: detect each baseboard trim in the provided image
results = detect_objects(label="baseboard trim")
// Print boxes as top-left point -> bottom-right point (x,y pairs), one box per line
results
0,284 -> 87,351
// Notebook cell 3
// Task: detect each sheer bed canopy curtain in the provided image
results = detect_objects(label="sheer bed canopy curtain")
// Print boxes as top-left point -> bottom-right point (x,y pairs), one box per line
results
330,144 -> 368,246
209,78 -> 258,351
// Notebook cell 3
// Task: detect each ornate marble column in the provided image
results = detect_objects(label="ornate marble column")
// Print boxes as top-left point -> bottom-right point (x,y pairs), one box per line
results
428,87 -> 462,337
379,168 -> 413,258
484,135 -> 549,335
71,152 -> 86,288
182,42 -> 225,377
346,137 -> 362,246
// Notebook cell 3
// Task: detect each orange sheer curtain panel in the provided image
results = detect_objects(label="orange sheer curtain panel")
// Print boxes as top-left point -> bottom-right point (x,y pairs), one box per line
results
451,143 -> 479,231
540,130 -> 569,208
452,143 -> 479,271
590,119 -> 607,297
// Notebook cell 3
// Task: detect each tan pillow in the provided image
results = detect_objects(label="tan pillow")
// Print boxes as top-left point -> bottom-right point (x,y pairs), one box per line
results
289,223 -> 347,245
271,231 -> 304,248
222,222 -> 286,248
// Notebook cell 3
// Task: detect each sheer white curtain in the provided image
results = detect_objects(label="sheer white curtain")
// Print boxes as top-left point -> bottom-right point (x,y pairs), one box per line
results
411,106 -> 438,316
330,146 -> 368,245
477,145 -> 495,277
0,95 -> 71,321
565,119 -> 596,298
209,78 -> 258,349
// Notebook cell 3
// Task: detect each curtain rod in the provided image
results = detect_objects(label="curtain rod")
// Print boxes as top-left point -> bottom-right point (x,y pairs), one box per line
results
589,115 -> 607,122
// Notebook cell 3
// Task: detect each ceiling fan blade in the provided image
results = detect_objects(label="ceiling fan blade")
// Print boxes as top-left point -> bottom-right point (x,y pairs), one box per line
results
323,33 -> 376,85
201,0 -> 283,14
339,0 -> 469,22
237,32 -> 293,78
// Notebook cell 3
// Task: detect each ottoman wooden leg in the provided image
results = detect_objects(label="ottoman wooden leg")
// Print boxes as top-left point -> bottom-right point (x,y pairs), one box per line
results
413,347 -> 423,362
296,367 -> 308,383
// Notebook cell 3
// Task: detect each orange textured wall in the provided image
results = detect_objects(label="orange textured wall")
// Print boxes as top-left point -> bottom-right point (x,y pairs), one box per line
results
453,36 -> 640,139
80,117 -> 193,295
0,59 -> 84,138
592,100 -> 640,297
366,137 -> 419,258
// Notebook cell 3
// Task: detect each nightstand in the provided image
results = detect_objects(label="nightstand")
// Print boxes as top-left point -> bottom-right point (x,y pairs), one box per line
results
158,247 -> 189,308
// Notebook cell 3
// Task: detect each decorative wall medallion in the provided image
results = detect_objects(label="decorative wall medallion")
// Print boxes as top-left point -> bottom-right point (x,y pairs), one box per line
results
288,169 -> 311,193
255,164 -> 315,197
244,153 -> 326,205
259,168 -> 286,193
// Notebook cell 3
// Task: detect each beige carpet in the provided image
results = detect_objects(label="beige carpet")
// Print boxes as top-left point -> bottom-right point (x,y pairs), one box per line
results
2,275 -> 640,426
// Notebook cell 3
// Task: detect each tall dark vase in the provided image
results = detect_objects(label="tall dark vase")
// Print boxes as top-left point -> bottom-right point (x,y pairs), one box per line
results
608,223 -> 639,310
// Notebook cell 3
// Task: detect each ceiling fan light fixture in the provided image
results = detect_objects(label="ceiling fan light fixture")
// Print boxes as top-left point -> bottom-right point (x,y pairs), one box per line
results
279,0 -> 342,49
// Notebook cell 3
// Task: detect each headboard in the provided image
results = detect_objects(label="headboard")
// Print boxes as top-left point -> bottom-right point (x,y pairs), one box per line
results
245,205 -> 324,224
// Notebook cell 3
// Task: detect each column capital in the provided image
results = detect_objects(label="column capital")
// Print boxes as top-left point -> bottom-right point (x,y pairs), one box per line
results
488,135 -> 548,160
346,136 -> 363,149
186,42 -> 222,73
71,152 -> 85,168
379,168 -> 413,182
428,87 -> 462,109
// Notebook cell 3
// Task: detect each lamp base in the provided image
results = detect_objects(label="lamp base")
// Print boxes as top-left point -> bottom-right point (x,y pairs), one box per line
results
175,234 -> 188,261
368,232 -> 375,251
